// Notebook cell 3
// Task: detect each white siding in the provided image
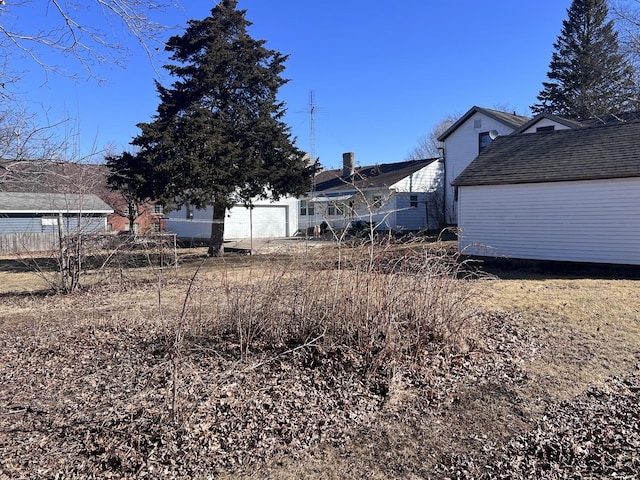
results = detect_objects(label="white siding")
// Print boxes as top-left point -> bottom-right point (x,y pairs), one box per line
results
301,190 -> 387,232
394,193 -> 426,231
444,113 -> 518,224
166,197 -> 298,241
391,162 -> 443,192
519,119 -> 573,134
458,178 -> 640,265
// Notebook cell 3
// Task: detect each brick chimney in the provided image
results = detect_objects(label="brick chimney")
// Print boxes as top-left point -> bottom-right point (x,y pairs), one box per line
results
342,152 -> 355,178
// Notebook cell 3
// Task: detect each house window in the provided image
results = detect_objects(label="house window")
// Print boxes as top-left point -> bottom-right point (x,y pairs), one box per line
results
152,204 -> 163,215
327,202 -> 349,216
150,221 -> 161,233
410,194 -> 418,208
478,131 -> 493,153
300,200 -> 314,216
536,125 -> 555,132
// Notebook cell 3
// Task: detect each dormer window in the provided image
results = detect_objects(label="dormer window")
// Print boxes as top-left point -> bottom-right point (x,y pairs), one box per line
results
536,125 -> 555,132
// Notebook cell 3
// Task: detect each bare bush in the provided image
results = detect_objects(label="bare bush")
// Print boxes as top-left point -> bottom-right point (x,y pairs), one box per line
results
179,243 -> 480,382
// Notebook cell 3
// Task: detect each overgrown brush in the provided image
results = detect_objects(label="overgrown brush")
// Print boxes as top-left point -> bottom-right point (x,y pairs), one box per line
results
179,242 -> 480,381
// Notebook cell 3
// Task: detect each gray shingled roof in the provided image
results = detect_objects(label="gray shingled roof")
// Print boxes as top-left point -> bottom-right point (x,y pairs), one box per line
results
451,120 -> 640,186
312,158 -> 439,194
0,192 -> 114,213
437,106 -> 530,142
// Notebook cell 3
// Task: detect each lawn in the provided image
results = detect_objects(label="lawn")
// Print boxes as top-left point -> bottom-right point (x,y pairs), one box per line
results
1,241 -> 639,478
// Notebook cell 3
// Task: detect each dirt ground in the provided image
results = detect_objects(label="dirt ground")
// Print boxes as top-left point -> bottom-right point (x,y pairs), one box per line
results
1,245 -> 639,479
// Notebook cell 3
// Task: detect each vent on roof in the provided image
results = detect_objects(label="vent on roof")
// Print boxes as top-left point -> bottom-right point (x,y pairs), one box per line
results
474,119 -> 482,129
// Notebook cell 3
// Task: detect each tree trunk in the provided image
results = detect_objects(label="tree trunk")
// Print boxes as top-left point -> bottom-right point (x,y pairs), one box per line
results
208,201 -> 226,256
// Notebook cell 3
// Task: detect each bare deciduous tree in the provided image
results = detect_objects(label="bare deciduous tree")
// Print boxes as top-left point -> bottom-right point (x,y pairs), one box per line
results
0,106 -> 70,163
611,0 -> 640,84
406,114 -> 458,161
0,0 -> 176,87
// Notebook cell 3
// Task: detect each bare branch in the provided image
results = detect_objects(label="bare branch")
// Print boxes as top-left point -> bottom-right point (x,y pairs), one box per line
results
0,0 -> 178,85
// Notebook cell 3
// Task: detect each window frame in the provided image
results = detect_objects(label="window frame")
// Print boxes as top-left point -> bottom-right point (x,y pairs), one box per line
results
478,131 -> 492,153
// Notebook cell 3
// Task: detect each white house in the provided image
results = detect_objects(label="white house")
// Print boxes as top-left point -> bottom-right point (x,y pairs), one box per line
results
165,196 -> 299,244
437,106 -> 530,224
451,120 -> 640,265
299,152 -> 443,235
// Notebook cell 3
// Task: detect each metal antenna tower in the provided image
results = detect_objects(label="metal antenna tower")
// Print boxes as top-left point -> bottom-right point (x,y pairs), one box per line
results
309,90 -> 316,161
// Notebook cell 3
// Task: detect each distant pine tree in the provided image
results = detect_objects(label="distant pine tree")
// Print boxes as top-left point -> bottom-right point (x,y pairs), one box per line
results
532,0 -> 639,119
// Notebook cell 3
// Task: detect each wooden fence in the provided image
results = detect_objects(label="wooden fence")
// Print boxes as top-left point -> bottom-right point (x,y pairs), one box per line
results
0,233 -> 59,255
0,232 -> 177,258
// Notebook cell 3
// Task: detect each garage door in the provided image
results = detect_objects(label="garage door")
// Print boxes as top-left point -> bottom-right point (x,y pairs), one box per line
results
224,205 -> 288,239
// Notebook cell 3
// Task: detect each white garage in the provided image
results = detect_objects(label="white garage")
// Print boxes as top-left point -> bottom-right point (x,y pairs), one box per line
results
452,121 -> 640,265
165,197 -> 298,242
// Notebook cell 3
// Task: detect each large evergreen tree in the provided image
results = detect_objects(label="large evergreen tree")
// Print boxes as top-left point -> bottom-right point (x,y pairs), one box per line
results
532,0 -> 639,119
109,0 -> 317,256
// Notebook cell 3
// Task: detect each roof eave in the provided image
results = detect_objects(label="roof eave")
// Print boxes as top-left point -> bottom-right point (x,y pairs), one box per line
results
437,106 -> 529,142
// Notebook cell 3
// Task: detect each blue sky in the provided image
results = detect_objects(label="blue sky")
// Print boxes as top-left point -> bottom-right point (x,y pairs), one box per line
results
9,0 -> 573,169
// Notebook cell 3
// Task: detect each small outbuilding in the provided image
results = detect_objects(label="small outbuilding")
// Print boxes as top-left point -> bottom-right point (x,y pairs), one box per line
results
451,120 -> 640,265
0,192 -> 114,235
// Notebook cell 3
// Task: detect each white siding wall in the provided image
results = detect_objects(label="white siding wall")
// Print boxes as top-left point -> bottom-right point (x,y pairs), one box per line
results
519,119 -> 573,134
444,113 -> 518,224
458,178 -> 640,265
391,162 -> 443,192
313,191 -> 396,232
394,193 -> 426,231
166,197 -> 298,240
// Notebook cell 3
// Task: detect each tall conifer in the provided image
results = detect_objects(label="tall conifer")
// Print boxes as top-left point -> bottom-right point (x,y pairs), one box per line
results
109,0 -> 317,256
532,0 -> 638,119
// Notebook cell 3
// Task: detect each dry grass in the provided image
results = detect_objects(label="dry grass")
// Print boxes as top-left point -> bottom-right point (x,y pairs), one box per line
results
474,276 -> 640,399
1,240 -> 640,478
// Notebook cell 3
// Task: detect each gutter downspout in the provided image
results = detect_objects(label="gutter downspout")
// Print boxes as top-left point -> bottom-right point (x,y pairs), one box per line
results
437,146 -> 446,226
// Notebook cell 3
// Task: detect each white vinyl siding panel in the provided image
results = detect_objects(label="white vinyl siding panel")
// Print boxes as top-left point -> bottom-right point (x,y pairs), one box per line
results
519,119 -> 573,134
458,178 -> 640,265
166,198 -> 297,241
391,162 -> 442,193
393,194 -> 423,231
444,113 -> 518,224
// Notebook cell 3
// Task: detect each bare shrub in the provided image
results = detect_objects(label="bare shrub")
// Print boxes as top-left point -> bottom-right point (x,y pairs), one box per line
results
178,242 -> 480,384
